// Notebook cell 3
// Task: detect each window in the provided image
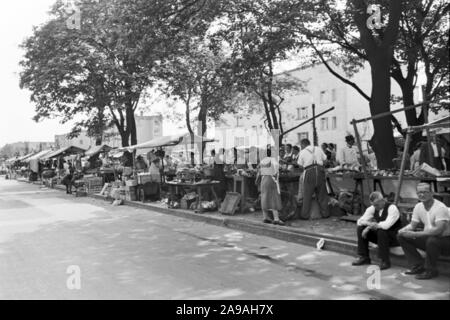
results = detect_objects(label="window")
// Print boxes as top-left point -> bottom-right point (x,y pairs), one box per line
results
234,137 -> 245,147
320,117 -> 329,131
300,107 -> 308,119
320,90 -> 327,104
331,89 -> 337,102
298,132 -> 309,144
332,117 -> 337,130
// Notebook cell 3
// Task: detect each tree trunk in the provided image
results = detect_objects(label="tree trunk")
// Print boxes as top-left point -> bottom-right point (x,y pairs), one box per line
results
126,105 -> 137,146
120,131 -> 130,147
197,103 -> 208,163
368,55 -> 397,169
399,82 -> 425,153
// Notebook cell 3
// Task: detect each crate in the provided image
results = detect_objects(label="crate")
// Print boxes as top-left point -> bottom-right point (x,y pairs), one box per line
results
138,174 -> 153,184
219,192 -> 242,216
125,186 -> 137,201
125,190 -> 137,201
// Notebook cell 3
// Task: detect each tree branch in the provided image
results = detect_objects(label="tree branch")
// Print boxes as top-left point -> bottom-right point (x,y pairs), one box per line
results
309,39 -> 370,101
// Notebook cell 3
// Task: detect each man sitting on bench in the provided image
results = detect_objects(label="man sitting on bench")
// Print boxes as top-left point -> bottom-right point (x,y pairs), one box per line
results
397,182 -> 450,280
352,192 -> 401,270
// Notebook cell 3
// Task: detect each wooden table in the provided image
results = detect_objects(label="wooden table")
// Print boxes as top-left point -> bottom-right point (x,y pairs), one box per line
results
166,181 -> 221,213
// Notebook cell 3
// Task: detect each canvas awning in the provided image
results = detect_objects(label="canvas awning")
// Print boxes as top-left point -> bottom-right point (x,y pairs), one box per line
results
42,146 -> 86,160
85,144 -> 114,157
17,152 -> 37,162
23,149 -> 53,163
5,156 -> 19,164
117,133 -> 216,152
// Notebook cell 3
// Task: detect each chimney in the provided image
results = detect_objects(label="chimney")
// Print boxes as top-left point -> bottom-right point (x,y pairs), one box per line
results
140,111 -> 144,117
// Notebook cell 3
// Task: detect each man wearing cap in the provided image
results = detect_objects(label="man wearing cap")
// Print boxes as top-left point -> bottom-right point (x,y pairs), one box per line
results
352,192 -> 401,270
397,182 -> 450,279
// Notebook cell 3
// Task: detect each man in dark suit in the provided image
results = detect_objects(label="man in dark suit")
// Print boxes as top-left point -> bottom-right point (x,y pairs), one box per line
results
352,192 -> 402,270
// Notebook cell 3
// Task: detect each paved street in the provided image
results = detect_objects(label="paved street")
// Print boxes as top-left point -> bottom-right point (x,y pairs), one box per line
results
0,179 -> 448,300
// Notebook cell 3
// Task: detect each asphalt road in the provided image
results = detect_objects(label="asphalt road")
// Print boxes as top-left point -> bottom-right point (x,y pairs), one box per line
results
0,179 -> 449,300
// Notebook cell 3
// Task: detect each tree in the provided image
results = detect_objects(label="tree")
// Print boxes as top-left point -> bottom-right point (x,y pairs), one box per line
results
391,0 -> 449,143
20,0 -> 186,147
213,0 -> 304,144
158,38 -> 237,158
278,0 -> 448,164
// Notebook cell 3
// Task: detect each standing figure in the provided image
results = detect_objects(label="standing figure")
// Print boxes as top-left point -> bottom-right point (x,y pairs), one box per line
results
63,161 -> 75,194
297,139 -> 329,220
258,147 -> 284,225
338,135 -> 360,169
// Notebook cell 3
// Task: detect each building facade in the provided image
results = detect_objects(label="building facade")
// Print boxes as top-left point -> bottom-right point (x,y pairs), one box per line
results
215,61 -> 442,152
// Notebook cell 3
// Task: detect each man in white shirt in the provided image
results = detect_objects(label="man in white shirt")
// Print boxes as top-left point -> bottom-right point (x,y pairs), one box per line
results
397,182 -> 450,279
297,139 -> 329,219
338,135 -> 360,168
352,192 -> 401,270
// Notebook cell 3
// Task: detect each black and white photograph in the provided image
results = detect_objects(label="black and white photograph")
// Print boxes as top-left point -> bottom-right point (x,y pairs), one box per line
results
0,0 -> 449,305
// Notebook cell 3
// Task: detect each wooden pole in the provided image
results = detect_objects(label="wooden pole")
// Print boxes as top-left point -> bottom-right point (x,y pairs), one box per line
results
395,131 -> 412,206
352,95 -> 449,124
282,107 -> 335,137
352,120 -> 371,205
423,103 -> 435,167
312,103 -> 318,146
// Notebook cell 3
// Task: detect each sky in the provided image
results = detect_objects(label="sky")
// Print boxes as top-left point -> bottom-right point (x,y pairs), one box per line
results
0,0 -> 76,147
0,1 -> 302,148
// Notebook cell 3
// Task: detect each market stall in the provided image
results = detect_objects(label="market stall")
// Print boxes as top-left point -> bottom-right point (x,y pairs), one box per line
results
40,145 -> 86,187
23,149 -> 53,181
395,120 -> 450,210
84,144 -> 116,182
114,133 -> 216,203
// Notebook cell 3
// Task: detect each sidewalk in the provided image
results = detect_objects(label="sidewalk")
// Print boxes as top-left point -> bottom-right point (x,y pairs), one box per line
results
89,192 -> 450,276
15,177 -> 450,276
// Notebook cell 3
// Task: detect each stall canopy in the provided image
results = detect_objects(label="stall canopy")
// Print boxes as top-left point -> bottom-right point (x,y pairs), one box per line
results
427,115 -> 450,135
118,133 -> 216,152
17,152 -> 37,162
5,156 -> 19,164
85,144 -> 114,158
23,149 -> 53,163
42,146 -> 86,160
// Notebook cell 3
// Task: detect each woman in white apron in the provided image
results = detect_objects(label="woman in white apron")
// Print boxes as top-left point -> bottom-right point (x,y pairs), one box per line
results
257,148 -> 284,225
